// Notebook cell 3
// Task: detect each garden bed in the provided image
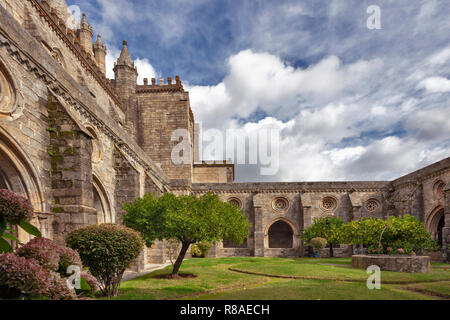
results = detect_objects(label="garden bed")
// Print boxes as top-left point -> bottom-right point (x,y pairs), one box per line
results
352,255 -> 430,273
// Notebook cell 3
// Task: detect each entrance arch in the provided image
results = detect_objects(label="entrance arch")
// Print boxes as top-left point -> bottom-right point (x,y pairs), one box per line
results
0,127 -> 45,242
267,220 -> 294,248
93,175 -> 112,224
426,206 -> 445,246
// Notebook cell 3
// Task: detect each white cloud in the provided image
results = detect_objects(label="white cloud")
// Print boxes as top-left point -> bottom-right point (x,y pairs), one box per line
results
418,77 -> 450,93
186,49 -> 449,182
428,46 -> 450,65
187,50 -> 382,129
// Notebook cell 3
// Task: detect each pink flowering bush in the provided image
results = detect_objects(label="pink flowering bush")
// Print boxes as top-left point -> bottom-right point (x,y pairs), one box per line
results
0,189 -> 41,254
16,238 -> 60,272
80,270 -> 100,294
0,238 -> 98,300
0,189 -> 33,224
56,245 -> 82,274
0,253 -> 76,300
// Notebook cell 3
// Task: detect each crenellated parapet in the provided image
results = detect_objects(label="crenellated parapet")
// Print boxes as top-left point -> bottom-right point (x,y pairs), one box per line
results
137,76 -> 185,93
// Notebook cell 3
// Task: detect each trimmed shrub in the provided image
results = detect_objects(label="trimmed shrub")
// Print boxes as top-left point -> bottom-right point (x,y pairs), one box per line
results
191,241 -> 212,258
66,223 -> 144,297
0,189 -> 33,224
309,237 -> 327,250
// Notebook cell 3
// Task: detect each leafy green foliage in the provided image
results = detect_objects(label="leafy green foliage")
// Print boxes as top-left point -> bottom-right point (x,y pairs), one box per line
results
66,224 -> 144,297
123,192 -> 251,275
343,215 -> 439,254
302,217 -> 345,245
302,217 -> 345,257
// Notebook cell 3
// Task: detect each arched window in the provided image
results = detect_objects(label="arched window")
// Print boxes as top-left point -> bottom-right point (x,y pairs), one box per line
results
268,220 -> 293,248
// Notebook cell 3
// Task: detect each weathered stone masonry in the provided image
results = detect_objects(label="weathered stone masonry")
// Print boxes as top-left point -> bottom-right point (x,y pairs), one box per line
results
0,0 -> 449,270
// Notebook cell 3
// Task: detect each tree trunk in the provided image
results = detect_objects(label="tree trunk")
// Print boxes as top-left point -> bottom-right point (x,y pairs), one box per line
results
330,243 -> 334,258
172,241 -> 191,276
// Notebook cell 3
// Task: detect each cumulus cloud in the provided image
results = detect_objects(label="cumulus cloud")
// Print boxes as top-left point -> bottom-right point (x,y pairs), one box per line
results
187,50 -> 382,129
189,48 -> 449,182
418,77 -> 450,93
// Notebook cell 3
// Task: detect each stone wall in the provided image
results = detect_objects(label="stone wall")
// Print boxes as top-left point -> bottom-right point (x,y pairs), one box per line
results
352,255 -> 431,273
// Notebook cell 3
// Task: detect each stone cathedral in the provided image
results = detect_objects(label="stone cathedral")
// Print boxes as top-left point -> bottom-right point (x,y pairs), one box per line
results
0,0 -> 448,270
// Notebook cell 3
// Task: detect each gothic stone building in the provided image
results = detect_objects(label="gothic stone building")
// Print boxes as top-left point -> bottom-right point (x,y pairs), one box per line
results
0,0 -> 449,270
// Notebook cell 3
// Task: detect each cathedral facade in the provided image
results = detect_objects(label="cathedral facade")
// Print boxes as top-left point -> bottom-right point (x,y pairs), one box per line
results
0,0 -> 448,270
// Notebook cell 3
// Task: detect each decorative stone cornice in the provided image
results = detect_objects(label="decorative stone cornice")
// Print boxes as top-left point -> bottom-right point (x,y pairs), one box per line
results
0,25 -> 170,189
191,182 -> 388,194
27,0 -> 121,106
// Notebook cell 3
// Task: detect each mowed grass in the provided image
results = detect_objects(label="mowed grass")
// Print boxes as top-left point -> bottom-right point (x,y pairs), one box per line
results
399,281 -> 450,299
106,257 -> 450,300
192,279 -> 435,300
231,257 -> 450,284
108,258 -> 271,300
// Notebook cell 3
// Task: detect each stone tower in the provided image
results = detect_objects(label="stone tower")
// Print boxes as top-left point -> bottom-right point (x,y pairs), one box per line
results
113,40 -> 138,136
78,13 -> 93,55
93,35 -> 107,76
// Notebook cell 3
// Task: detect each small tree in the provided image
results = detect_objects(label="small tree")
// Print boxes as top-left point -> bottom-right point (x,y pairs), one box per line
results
302,217 -> 344,257
66,224 -> 144,297
123,192 -> 250,276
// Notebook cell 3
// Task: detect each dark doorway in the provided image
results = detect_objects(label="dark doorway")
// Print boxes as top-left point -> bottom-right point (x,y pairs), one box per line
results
268,220 -> 293,248
437,214 -> 445,247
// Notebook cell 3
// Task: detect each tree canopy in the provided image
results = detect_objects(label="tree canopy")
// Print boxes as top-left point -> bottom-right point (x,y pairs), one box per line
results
302,216 -> 345,257
123,192 -> 251,275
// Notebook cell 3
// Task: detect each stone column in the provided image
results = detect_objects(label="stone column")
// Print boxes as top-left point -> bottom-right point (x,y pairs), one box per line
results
46,96 -> 97,243
411,182 -> 425,222
253,206 -> 265,257
443,183 -> 450,262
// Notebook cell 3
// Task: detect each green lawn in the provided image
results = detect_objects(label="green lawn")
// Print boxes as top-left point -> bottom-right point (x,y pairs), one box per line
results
105,257 -> 450,300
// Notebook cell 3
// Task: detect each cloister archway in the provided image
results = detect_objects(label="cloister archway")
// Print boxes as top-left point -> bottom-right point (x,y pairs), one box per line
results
0,127 -> 44,243
93,175 -> 112,224
426,206 -> 445,246
267,219 -> 294,248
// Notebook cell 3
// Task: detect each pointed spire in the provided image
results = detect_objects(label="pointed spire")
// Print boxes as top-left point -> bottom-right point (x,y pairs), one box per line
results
117,40 -> 134,68
93,35 -> 106,52
80,13 -> 92,32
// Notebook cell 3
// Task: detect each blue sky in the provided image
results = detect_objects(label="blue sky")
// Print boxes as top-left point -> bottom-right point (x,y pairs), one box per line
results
67,0 -> 450,182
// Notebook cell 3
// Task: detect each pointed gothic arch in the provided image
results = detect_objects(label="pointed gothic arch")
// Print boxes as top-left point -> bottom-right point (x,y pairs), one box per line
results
426,206 -> 445,246
0,126 -> 45,242
92,174 -> 113,224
